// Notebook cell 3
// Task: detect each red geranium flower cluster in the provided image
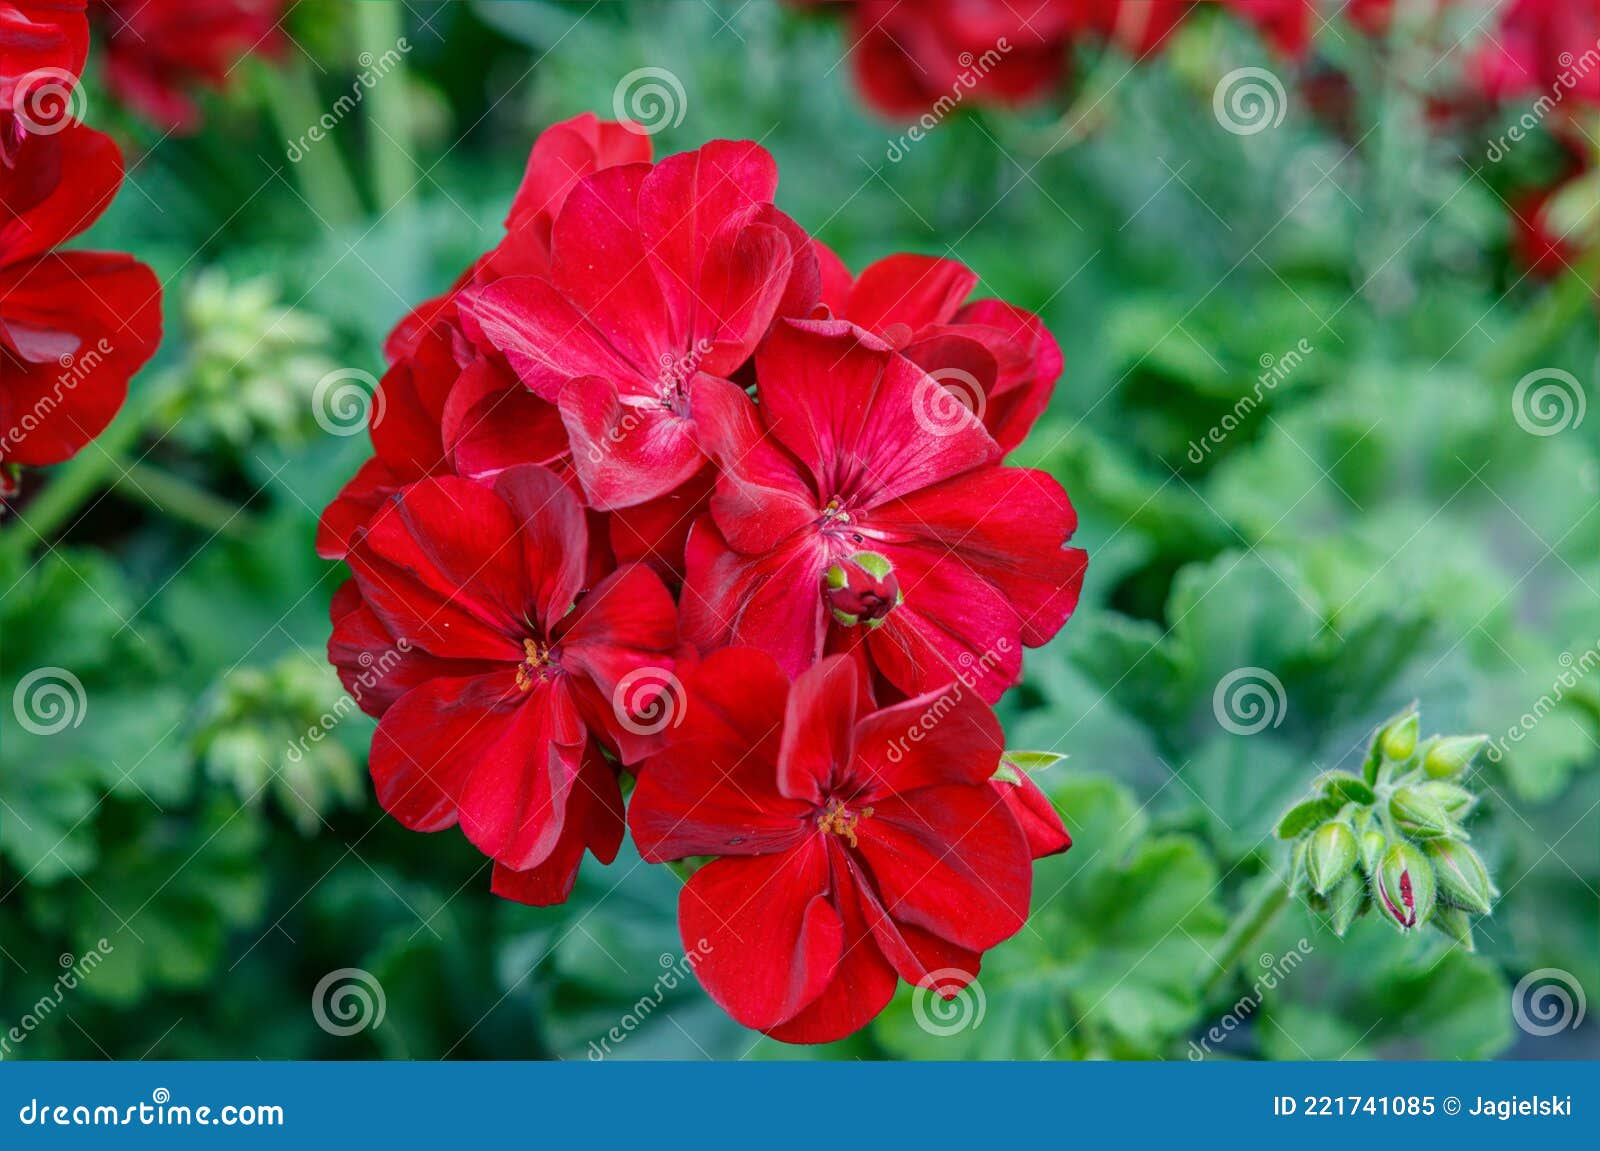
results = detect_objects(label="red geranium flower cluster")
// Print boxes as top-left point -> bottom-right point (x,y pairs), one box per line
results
0,0 -> 161,474
322,114 -> 1086,1042
88,0 -> 285,132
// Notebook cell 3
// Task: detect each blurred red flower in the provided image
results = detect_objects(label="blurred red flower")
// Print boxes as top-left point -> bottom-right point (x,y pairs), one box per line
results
90,0 -> 283,131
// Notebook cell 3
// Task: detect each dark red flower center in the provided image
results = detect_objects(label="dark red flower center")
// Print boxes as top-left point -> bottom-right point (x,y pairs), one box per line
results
514,637 -> 557,691
816,797 -> 872,848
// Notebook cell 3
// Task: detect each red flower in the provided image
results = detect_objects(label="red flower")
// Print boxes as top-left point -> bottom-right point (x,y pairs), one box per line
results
845,0 -> 1076,116
814,246 -> 1061,452
1063,0 -> 1191,59
0,123 -> 160,465
317,115 -> 647,560
327,464 -> 680,903
0,0 -> 88,162
1471,0 -> 1600,110
463,138 -> 819,511
1510,179 -> 1584,279
90,0 -> 284,131
629,649 -> 1064,1043
1220,0 -> 1315,59
682,319 -> 1085,704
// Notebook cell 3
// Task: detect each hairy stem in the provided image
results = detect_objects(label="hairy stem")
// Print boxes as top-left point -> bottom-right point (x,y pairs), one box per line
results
1201,877 -> 1292,1003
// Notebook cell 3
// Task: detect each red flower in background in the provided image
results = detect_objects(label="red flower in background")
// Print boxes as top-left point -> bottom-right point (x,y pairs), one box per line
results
463,138 -> 820,510
629,650 -> 1066,1043
1471,0 -> 1600,111
0,122 -> 160,466
328,464 -> 681,905
845,0 -> 1077,116
90,0 -> 283,131
0,0 -> 88,162
814,247 -> 1062,452
682,319 -> 1085,704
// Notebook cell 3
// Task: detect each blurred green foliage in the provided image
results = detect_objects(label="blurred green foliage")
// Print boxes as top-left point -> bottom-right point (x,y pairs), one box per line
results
1,0 -> 1595,1061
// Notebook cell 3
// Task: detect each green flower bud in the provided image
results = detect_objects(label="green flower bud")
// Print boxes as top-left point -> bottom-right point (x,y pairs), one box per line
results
1424,839 -> 1495,915
1431,904 -> 1476,952
1381,712 -> 1419,761
1306,821 -> 1359,895
1415,780 -> 1477,818
1327,871 -> 1367,938
1424,734 -> 1488,779
1389,786 -> 1458,839
1359,829 -> 1386,875
1376,843 -> 1436,931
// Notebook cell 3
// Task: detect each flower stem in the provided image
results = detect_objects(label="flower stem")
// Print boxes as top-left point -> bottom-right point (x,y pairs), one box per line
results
114,460 -> 253,540
1201,876 -> 1292,1003
357,0 -> 413,214
266,59 -> 366,224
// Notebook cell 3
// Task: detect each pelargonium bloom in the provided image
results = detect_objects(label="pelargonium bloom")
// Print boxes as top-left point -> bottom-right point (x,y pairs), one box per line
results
328,464 -> 680,904
814,247 -> 1062,452
462,138 -> 819,510
90,0 -> 284,131
0,123 -> 160,466
629,649 -> 1067,1043
682,319 -> 1085,703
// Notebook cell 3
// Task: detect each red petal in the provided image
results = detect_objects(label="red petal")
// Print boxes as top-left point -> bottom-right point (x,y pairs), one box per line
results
492,463 -> 588,634
777,654 -> 866,805
764,840 -> 899,1043
755,320 -> 999,509
627,647 -> 808,860
0,122 -> 120,261
995,773 -> 1071,859
489,741 -> 625,907
678,841 -> 842,1033
848,680 -> 1005,797
846,253 -> 976,333
854,784 -> 1031,951
557,372 -> 704,510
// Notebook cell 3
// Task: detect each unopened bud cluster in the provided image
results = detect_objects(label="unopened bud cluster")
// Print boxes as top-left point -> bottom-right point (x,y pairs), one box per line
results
1278,704 -> 1496,948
